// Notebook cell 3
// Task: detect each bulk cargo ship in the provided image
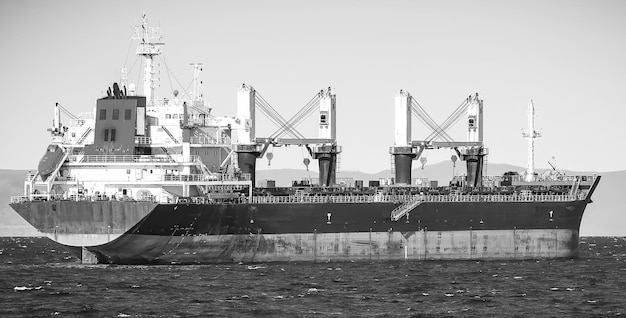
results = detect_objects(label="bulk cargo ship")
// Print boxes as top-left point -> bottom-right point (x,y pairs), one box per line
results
10,15 -> 600,264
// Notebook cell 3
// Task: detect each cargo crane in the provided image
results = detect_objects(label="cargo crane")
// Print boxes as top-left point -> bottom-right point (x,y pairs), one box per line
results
389,91 -> 487,187
234,84 -> 339,187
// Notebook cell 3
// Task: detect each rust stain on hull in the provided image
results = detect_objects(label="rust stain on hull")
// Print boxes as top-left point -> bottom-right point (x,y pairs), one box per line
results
90,228 -> 579,264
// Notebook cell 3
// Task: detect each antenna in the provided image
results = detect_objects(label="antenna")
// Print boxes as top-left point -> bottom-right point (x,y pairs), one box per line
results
522,100 -> 541,182
120,67 -> 128,89
190,63 -> 204,106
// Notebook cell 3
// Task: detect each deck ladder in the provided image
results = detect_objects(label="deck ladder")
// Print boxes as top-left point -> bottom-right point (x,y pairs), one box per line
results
482,155 -> 488,178
196,156 -> 216,176
76,127 -> 93,144
336,152 -> 341,175
569,177 -> 580,197
390,196 -> 425,221
161,126 -> 180,144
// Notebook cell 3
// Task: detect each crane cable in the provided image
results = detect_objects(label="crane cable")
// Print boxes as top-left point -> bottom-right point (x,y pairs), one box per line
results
423,99 -> 466,141
56,103 -> 78,120
254,93 -> 302,139
158,55 -> 176,100
410,98 -> 454,142
270,91 -> 321,139
424,96 -> 472,142
256,92 -> 309,139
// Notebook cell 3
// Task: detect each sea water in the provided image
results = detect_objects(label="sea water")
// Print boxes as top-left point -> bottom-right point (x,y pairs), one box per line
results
0,237 -> 624,317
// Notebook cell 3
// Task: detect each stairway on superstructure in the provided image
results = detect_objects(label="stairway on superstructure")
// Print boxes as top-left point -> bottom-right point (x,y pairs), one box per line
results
569,177 -> 581,197
161,126 -> 180,144
76,127 -> 93,144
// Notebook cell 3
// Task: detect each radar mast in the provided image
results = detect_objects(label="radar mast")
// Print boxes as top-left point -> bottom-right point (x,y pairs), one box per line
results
131,13 -> 163,106
522,100 -> 541,182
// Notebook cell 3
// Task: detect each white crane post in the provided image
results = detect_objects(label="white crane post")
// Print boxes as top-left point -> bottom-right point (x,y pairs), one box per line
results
53,103 -> 61,132
394,90 -> 411,146
313,87 -> 339,187
236,84 -> 255,144
467,95 -> 480,142
390,90 -> 416,185
461,94 -> 486,187
319,88 -> 336,140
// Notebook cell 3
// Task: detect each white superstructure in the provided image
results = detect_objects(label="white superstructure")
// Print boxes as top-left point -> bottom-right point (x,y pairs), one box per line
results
22,14 -> 252,204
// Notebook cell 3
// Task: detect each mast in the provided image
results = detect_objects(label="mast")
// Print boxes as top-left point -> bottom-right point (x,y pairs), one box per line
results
190,63 -> 204,107
132,13 -> 163,106
523,100 -> 541,182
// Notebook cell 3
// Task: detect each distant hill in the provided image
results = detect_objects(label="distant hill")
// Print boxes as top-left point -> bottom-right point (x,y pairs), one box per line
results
0,164 -> 623,237
256,161 -> 581,187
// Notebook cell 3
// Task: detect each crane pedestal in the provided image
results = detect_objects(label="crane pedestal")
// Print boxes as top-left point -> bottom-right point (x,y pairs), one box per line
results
235,144 -> 261,187
390,147 -> 418,185
313,145 -> 339,187
460,147 -> 487,187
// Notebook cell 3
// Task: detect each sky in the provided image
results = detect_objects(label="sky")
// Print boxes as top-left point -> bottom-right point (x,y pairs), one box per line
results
0,0 -> 624,174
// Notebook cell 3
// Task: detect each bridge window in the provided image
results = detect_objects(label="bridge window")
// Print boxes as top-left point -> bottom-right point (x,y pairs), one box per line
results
125,109 -> 132,120
99,109 -> 106,120
112,109 -> 119,120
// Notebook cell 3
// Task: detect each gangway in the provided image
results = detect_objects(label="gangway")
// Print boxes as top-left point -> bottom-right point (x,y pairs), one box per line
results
390,196 -> 424,221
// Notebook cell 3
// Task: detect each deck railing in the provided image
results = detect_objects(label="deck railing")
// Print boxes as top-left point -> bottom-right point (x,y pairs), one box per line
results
249,193 -> 581,204
10,194 -> 157,204
163,173 -> 251,182
66,155 -> 205,164
10,191 -> 584,205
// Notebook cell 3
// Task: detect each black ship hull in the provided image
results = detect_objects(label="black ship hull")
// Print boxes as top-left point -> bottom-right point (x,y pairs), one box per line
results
11,199 -> 588,264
